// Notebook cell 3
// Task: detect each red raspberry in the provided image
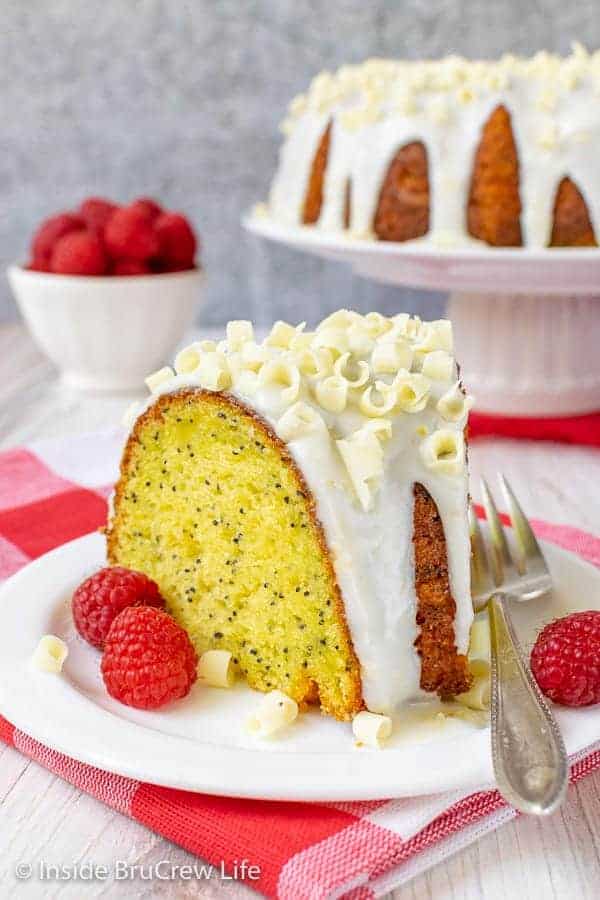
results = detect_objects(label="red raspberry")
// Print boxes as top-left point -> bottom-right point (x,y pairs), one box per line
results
27,257 -> 52,272
79,197 -> 118,232
101,607 -> 198,709
154,212 -> 197,269
531,611 -> 600,706
130,197 -> 162,220
104,205 -> 159,262
31,212 -> 84,263
50,231 -> 107,276
112,259 -> 151,276
72,566 -> 164,649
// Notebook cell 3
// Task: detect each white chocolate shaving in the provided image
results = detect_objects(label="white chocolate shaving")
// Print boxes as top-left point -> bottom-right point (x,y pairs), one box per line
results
469,615 -> 491,662
420,428 -> 465,475
359,383 -> 398,417
333,352 -> 370,387
352,710 -> 393,747
312,327 -> 349,358
258,359 -> 301,405
315,375 -> 348,413
337,428 -> 384,511
145,366 -> 174,394
394,371 -> 430,413
364,311 -> 393,338
276,401 -> 327,442
265,320 -> 302,349
32,635 -> 68,673
226,320 -> 254,351
197,352 -> 232,392
371,338 -> 413,374
246,690 -> 299,737
174,342 -> 203,375
295,347 -> 334,379
437,382 -> 473,422
455,660 -> 490,711
422,350 -> 455,381
198,650 -> 235,688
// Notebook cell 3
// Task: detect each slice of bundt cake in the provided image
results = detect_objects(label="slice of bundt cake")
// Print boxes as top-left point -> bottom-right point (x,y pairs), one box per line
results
107,311 -> 474,720
267,47 -> 600,248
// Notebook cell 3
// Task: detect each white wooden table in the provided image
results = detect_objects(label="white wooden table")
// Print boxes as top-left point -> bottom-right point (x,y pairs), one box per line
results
2,323 -> 600,899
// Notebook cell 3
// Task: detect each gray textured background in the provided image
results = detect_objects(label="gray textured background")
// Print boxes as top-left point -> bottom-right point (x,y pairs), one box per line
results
3,0 -> 600,328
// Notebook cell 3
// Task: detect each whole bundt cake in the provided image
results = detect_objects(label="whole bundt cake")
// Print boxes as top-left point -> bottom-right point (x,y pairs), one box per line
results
266,46 -> 600,248
106,311 -> 474,720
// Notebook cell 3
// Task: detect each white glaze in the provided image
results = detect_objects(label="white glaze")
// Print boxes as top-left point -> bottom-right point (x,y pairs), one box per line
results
267,46 -> 600,247
126,312 -> 472,714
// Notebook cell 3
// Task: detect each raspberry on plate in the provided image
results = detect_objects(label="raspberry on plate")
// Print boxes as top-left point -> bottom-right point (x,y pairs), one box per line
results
72,566 -> 164,649
530,610 -> 600,707
50,231 -> 107,276
79,197 -> 118,232
101,606 -> 198,709
31,213 -> 85,263
104,205 -> 160,262
154,212 -> 197,269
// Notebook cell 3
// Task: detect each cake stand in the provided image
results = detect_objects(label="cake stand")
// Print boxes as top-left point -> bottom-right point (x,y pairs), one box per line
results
245,216 -> 600,416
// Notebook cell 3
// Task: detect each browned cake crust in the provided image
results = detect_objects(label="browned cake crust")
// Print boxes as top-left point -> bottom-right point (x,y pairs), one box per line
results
467,105 -> 522,247
302,123 -> 331,224
373,142 -> 430,241
550,176 -> 597,247
413,483 -> 472,698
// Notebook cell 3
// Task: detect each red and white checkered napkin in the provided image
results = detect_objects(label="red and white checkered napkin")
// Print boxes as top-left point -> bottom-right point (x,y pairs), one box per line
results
2,430 -> 600,899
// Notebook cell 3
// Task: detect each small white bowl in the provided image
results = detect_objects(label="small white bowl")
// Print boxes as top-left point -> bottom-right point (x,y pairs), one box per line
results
8,265 -> 204,392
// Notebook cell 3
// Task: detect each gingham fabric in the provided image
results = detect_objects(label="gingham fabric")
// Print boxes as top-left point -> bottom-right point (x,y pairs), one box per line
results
2,429 -> 600,900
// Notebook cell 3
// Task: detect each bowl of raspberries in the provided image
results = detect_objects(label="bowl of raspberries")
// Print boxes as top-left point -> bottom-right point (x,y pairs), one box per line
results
8,196 -> 203,392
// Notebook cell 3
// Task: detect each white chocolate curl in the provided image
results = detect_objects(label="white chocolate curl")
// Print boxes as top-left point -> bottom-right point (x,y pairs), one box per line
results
198,650 -> 235,688
422,350 -> 455,381
456,660 -> 491,711
337,428 -> 384,511
265,320 -> 302,349
364,311 -> 393,338
197,352 -> 232,391
359,383 -> 397,417
295,347 -> 333,379
420,428 -> 465,475
334,352 -> 370,388
174,342 -> 203,375
312,327 -> 349,358
437,382 -> 473,422
414,319 -> 453,352
371,338 -> 413,374
258,359 -> 301,405
145,366 -> 174,393
246,690 -> 298,737
352,710 -> 393,748
32,635 -> 68,673
276,402 -> 327,442
394,371 -> 430,413
226,320 -> 254,351
315,375 -> 348,413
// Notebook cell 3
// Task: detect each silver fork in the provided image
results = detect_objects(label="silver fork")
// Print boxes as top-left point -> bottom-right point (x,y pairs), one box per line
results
469,475 -> 568,815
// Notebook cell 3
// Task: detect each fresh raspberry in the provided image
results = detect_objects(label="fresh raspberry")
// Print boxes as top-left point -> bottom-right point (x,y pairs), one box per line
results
27,257 -> 52,272
531,611 -> 600,706
130,197 -> 162,220
101,607 -> 198,709
50,231 -> 107,275
104,205 -> 159,262
31,212 -> 85,263
79,197 -> 118,232
154,212 -> 197,269
72,566 -> 164,649
112,259 -> 151,276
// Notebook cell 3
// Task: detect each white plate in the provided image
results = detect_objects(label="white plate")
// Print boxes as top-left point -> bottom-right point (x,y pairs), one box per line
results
244,215 -> 600,295
1,532 -> 600,801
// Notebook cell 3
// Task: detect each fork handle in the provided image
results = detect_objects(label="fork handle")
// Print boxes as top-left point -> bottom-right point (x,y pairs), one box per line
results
488,592 -> 568,815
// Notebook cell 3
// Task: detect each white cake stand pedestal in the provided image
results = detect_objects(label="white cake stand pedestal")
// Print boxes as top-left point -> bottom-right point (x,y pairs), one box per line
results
245,217 -> 600,416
